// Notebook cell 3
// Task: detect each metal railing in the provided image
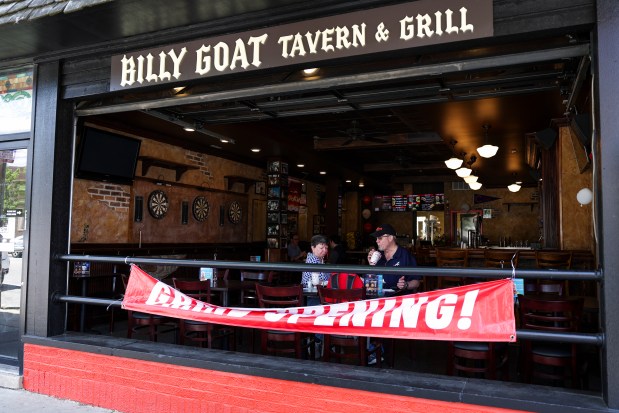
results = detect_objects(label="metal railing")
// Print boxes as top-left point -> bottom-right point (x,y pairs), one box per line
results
55,254 -> 604,346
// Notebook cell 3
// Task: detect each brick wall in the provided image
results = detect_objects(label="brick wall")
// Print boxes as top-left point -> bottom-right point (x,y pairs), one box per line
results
86,183 -> 130,212
23,344 -> 523,413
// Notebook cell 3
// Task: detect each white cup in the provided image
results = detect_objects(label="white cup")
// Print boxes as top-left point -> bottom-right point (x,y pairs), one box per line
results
311,272 -> 320,286
369,251 -> 382,265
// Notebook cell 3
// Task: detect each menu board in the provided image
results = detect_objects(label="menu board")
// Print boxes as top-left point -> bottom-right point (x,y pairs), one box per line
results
381,196 -> 392,211
373,195 -> 387,211
370,193 -> 446,212
391,195 -> 407,211
408,193 -> 445,211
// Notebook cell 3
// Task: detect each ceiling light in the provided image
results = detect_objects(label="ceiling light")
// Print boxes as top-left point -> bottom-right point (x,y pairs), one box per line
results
463,175 -> 478,184
319,171 -> 326,175
508,183 -> 521,192
250,148 -> 261,153
515,181 -> 522,184
183,126 -> 195,132
455,167 -> 472,177
445,157 -> 464,169
297,163 -> 305,168
358,181 -> 365,187
345,179 -> 352,183
469,181 -> 483,190
220,138 -> 229,143
303,68 -> 319,75
477,124 -> 499,158
477,144 -> 499,158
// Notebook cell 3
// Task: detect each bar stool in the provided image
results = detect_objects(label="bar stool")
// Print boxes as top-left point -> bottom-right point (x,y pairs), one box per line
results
518,294 -> 584,388
447,341 -> 509,380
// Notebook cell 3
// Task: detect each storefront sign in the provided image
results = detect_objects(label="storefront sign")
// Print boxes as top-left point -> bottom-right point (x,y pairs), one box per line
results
111,0 -> 493,91
123,264 -> 516,341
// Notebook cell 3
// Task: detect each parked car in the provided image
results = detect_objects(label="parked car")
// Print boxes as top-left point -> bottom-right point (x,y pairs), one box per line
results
12,235 -> 23,258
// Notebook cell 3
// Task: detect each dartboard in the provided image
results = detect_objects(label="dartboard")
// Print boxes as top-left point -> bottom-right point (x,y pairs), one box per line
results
228,200 -> 242,224
147,190 -> 169,219
192,196 -> 210,221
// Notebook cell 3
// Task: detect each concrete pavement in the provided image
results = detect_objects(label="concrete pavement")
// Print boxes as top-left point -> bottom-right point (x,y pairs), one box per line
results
0,386 -> 119,412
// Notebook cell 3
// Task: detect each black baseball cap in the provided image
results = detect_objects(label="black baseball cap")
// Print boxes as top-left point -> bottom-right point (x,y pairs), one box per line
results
370,224 -> 396,237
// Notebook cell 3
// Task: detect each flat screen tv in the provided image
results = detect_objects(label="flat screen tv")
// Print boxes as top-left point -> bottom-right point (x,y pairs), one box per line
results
75,126 -> 141,185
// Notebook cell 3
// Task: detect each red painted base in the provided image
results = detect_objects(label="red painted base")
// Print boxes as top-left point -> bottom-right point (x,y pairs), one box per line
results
23,344 -> 522,413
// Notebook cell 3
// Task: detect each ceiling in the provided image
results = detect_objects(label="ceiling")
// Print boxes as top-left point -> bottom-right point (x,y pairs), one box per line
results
0,1 -> 594,193
80,35 -> 590,192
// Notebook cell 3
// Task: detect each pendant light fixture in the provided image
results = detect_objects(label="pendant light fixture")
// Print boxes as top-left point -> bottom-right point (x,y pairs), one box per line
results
469,181 -> 483,190
507,183 -> 521,192
456,166 -> 472,177
477,124 -> 499,158
463,174 -> 478,184
444,140 -> 464,169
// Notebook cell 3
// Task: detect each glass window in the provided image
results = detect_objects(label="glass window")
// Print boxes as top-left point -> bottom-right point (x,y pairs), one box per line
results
0,67 -> 33,135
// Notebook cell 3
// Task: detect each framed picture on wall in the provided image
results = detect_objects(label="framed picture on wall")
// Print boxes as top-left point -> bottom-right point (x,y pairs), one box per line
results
268,161 -> 280,173
255,181 -> 266,195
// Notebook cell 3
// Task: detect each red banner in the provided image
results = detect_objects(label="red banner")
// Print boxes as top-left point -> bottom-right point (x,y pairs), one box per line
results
122,265 -> 516,342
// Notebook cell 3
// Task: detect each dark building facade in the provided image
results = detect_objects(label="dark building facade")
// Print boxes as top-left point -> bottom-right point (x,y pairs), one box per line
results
0,1 -> 618,412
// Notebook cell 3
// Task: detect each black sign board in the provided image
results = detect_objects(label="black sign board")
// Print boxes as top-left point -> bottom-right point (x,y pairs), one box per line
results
5,209 -> 24,217
111,0 -> 493,91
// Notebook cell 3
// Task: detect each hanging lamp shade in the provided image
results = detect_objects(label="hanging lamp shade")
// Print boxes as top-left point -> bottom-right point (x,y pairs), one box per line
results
455,167 -> 472,177
469,181 -> 483,190
477,144 -> 499,158
508,183 -> 521,192
463,174 -> 478,184
477,124 -> 499,158
445,157 -> 463,169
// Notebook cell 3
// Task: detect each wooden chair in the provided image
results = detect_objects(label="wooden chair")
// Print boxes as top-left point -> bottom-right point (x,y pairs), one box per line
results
518,295 -> 584,388
209,268 -> 230,306
435,248 -> 469,289
535,251 -> 572,294
122,275 -> 177,342
256,284 -> 305,358
172,278 -> 236,350
240,271 -> 268,306
484,249 -> 519,269
317,286 -> 372,366
415,244 -> 435,267
536,251 -> 573,270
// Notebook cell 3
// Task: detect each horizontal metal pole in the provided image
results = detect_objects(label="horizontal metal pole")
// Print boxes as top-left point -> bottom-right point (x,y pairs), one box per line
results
52,293 -> 603,346
58,254 -> 601,281
54,293 -> 122,308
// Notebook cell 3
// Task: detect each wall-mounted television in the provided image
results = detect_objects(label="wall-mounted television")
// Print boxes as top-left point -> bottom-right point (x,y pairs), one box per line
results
75,126 -> 141,185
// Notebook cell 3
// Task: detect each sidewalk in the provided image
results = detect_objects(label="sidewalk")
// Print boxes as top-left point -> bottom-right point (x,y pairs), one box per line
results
0,386 -> 118,412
